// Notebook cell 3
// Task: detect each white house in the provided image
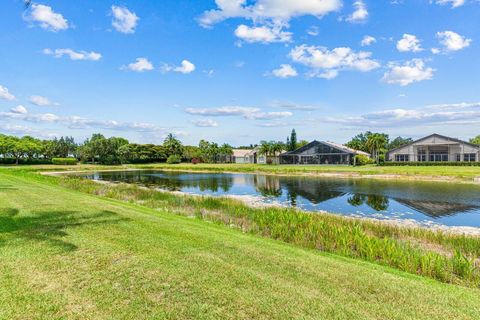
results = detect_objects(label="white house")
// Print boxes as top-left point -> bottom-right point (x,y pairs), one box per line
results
232,148 -> 267,164
386,134 -> 480,162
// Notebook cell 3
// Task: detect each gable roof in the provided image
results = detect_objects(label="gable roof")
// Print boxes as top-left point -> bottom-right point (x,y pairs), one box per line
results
282,140 -> 370,156
232,149 -> 252,157
386,133 -> 480,155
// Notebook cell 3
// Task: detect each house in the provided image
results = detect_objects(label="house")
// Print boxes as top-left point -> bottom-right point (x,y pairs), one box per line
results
232,148 -> 280,164
386,134 -> 480,163
280,140 -> 370,165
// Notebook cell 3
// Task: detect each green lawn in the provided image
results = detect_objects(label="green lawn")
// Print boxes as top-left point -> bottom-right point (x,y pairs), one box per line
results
1,170 -> 480,319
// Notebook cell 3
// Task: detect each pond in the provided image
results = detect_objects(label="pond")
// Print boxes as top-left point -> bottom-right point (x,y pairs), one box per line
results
79,170 -> 480,228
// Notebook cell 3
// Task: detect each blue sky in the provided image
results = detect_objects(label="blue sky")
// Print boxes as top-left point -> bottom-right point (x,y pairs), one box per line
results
1,0 -> 479,146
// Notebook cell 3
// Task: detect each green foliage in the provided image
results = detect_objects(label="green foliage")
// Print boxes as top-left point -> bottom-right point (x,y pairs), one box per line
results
388,136 -> 413,150
52,158 -> 78,165
166,154 -> 182,164
470,135 -> 480,145
163,133 -> 183,157
198,140 -> 233,163
354,154 -> 375,166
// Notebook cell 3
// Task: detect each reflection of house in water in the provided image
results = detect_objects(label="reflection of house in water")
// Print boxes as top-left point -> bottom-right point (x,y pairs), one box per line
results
394,199 -> 480,218
253,175 -> 282,197
279,179 -> 346,206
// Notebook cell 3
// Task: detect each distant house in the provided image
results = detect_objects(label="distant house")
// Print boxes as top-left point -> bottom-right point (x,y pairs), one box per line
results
280,140 -> 370,165
232,148 -> 280,164
386,134 -> 480,163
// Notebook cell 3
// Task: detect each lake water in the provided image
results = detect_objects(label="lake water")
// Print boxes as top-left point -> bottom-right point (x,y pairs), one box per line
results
79,170 -> 480,228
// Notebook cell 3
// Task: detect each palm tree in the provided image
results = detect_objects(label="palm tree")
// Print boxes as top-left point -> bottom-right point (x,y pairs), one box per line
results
258,141 -> 272,157
366,133 -> 387,164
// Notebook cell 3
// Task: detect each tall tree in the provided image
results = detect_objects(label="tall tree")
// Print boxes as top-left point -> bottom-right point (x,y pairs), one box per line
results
366,133 -> 388,164
163,133 -> 184,157
289,129 -> 297,151
388,136 -> 413,150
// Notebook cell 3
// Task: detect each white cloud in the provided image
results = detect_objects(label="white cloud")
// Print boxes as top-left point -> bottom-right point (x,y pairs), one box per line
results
382,59 -> 434,86
43,48 -> 102,61
234,24 -> 292,43
436,31 -> 471,52
307,26 -> 319,36
29,95 -> 58,107
289,45 -> 380,79
0,85 -> 15,101
323,102 -> 480,128
121,58 -> 154,72
191,119 -> 219,127
25,4 -> 69,32
111,5 -> 139,34
434,0 -> 465,8
198,0 -> 342,27
10,105 -> 28,114
174,60 -> 196,74
185,106 -> 292,120
346,1 -> 368,23
396,34 -> 423,52
270,64 -> 298,78
361,35 -> 376,47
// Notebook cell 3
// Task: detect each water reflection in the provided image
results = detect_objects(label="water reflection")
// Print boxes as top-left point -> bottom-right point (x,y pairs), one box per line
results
81,170 -> 480,226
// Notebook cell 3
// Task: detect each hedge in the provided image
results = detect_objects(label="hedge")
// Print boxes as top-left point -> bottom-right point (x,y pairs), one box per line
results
382,161 -> 480,166
52,158 -> 78,165
0,158 -> 52,165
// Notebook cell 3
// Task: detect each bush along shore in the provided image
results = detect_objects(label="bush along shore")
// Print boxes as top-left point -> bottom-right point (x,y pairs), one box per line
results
53,174 -> 480,288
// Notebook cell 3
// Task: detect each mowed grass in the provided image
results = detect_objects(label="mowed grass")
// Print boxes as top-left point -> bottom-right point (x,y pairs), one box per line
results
1,170 -> 480,319
12,162 -> 480,182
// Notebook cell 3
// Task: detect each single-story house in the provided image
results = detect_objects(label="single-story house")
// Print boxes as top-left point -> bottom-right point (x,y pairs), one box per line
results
232,148 -> 284,164
386,134 -> 480,163
280,140 -> 370,165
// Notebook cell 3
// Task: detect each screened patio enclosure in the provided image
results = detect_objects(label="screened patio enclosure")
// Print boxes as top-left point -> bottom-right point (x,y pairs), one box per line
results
280,141 -> 367,165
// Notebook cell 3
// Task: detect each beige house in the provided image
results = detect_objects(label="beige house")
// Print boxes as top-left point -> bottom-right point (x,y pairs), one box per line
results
386,134 -> 479,162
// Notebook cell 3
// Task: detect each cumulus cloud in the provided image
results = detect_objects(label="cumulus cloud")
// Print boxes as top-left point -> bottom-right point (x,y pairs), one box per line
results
436,31 -> 471,52
361,35 -> 376,47
198,0 -> 342,27
121,58 -> 154,72
272,102 -> 318,111
323,102 -> 480,128
191,119 -> 219,127
270,64 -> 298,78
434,0 -> 465,8
185,106 -> 292,120
289,45 -> 380,79
346,1 -> 368,23
24,4 -> 69,32
43,48 -> 102,61
396,34 -> 423,52
29,95 -> 58,107
10,105 -> 28,114
382,59 -> 434,86
174,60 -> 196,74
111,5 -> 139,34
0,85 -> 15,101
234,24 -> 292,43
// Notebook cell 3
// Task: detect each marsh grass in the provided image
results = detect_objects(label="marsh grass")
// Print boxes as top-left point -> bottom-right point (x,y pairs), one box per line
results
53,175 -> 480,287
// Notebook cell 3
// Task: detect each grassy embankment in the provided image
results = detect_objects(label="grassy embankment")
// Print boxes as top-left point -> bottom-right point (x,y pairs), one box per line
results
1,170 -> 480,319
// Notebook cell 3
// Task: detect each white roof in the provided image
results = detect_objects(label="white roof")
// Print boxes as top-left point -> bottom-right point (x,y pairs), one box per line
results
233,149 -> 252,157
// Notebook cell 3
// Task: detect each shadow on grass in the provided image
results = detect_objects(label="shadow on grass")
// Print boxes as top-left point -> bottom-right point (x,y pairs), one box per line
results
0,208 -> 128,252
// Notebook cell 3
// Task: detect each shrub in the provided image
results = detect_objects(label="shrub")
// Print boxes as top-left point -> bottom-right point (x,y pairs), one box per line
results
166,155 -> 182,164
266,158 -> 273,165
0,158 -> 52,165
52,158 -> 78,165
354,154 -> 375,166
382,161 -> 480,167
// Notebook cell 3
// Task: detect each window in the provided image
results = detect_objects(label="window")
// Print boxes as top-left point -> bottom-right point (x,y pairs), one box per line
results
417,150 -> 426,162
429,152 -> 449,162
395,154 -> 409,162
456,154 -> 461,162
464,153 -> 476,162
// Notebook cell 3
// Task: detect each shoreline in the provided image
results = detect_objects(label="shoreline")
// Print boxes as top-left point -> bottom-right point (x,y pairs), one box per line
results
40,166 -> 480,185
77,177 -> 480,237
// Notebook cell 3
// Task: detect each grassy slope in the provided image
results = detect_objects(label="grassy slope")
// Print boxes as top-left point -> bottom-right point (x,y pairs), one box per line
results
15,163 -> 480,181
1,171 -> 480,319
